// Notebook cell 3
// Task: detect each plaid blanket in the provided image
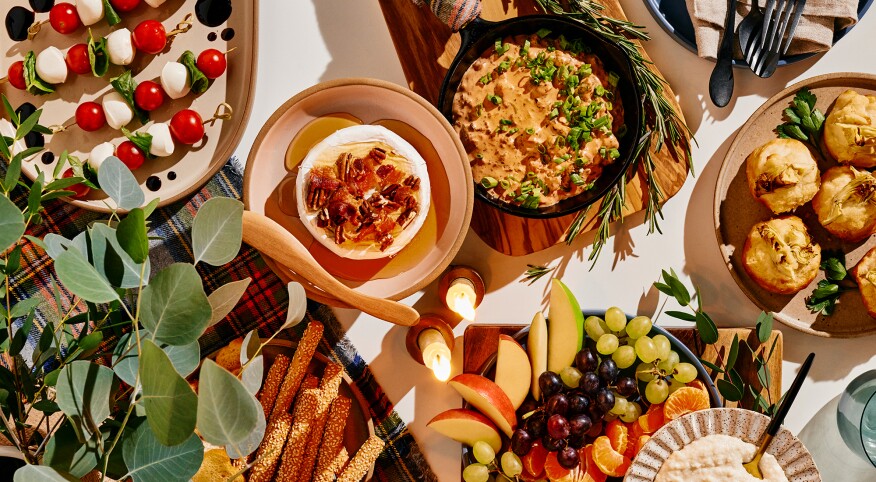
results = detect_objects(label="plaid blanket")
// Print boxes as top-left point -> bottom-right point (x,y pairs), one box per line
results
7,159 -> 436,482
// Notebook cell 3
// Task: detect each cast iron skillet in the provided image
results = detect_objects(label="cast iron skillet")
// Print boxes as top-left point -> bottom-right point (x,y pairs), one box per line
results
434,10 -> 643,219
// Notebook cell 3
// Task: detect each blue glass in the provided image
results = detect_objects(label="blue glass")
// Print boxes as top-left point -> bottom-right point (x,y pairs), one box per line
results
838,371 -> 876,467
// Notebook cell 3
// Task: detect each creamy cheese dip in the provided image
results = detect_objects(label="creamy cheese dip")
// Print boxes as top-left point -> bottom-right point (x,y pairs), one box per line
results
656,434 -> 788,482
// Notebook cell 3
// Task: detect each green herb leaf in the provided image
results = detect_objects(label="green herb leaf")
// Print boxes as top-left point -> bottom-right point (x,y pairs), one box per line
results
821,253 -> 847,281
664,310 -> 696,322
717,378 -> 743,402
140,339 -> 198,446
116,208 -> 149,264
16,108 -> 42,140
122,423 -> 204,482
97,156 -> 144,210
522,264 -> 556,285
178,50 -> 210,94
102,0 -> 121,26
55,247 -> 120,303
111,71 -> 149,124
112,329 -> 200,386
89,223 -> 151,289
55,361 -> 116,436
23,51 -> 54,95
695,311 -> 719,344
2,95 -> 16,126
756,311 -> 773,343
0,196 -> 25,252
699,358 -> 725,374
42,421 -> 107,478
192,197 -> 244,266
196,359 -> 262,446
12,465 -> 79,481
725,333 -> 739,370
207,278 -> 252,327
141,263 -> 211,345
87,30 -> 109,77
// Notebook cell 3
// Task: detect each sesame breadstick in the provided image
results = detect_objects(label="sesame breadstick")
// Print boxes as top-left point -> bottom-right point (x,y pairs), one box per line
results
296,363 -> 345,480
313,396 -> 352,482
316,447 -> 350,481
247,412 -> 293,482
258,354 -> 290,417
270,322 -> 324,423
275,389 -> 319,481
337,435 -> 385,482
294,373 -> 319,408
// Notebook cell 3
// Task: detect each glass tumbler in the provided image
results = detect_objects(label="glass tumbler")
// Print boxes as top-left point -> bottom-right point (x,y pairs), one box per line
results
838,370 -> 876,467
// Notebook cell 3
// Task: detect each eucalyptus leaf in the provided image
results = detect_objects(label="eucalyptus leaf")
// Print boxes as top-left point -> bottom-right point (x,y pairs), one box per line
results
97,156 -> 144,210
113,330 -> 200,386
54,248 -> 119,303
122,423 -> 203,482
756,311 -> 773,343
239,330 -> 263,396
192,197 -> 243,266
90,223 -> 151,289
207,278 -> 251,327
726,334 -> 739,370
42,421 -> 107,477
55,361 -> 116,436
284,282 -> 307,329
140,339 -> 198,446
717,378 -> 743,402
140,263 -> 211,345
115,208 -> 149,263
11,297 -> 40,318
197,359 -> 261,446
12,465 -> 78,482
225,405 -> 265,459
0,195 -> 25,252
43,233 -> 72,259
695,311 -> 719,344
664,310 -> 696,322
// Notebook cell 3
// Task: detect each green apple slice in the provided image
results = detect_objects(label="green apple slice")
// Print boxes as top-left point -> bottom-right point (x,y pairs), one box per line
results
547,279 -> 584,372
527,312 -> 548,401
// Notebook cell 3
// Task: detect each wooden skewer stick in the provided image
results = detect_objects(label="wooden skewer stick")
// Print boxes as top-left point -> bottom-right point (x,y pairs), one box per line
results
202,103 -> 234,126
27,19 -> 49,41
166,13 -> 194,42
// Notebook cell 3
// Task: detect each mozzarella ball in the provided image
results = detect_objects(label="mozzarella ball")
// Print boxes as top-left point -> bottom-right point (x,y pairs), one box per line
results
75,0 -> 104,26
102,92 -> 134,130
146,123 -> 174,157
160,62 -> 190,100
144,0 -> 166,6
88,142 -> 116,171
35,47 -> 68,84
106,29 -> 136,66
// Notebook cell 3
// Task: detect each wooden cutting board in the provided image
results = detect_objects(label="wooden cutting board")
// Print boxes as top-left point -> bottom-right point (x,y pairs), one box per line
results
463,325 -> 783,409
376,0 -> 690,256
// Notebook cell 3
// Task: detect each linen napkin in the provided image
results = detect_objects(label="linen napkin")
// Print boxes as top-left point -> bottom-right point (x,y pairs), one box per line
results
686,0 -> 858,60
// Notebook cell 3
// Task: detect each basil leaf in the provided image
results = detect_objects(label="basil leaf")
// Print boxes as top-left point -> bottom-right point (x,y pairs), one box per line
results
88,32 -> 109,77
178,51 -> 209,95
102,0 -> 121,26
23,51 -> 54,95
121,127 -> 154,159
68,155 -> 99,190
110,71 -> 149,125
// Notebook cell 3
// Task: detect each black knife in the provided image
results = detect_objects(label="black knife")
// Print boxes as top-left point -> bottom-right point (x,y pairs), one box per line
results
709,0 -> 737,107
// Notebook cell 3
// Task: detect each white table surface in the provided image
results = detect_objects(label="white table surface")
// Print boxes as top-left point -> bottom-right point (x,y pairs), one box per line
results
240,2 -> 876,480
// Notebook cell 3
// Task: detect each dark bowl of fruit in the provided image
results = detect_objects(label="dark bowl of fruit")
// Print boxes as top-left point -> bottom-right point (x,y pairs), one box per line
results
441,280 -> 720,482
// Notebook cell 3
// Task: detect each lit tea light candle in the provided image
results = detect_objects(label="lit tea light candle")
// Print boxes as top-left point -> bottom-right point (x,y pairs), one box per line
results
446,277 -> 477,321
419,328 -> 452,381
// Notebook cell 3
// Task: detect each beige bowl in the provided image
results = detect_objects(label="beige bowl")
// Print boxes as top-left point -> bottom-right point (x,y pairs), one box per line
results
243,78 -> 473,306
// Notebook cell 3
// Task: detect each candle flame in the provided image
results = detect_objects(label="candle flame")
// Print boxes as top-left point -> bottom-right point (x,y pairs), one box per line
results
450,292 -> 477,321
430,352 -> 451,381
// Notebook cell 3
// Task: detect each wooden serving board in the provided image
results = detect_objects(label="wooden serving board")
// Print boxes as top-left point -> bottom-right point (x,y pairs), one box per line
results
376,0 -> 690,256
463,325 -> 782,409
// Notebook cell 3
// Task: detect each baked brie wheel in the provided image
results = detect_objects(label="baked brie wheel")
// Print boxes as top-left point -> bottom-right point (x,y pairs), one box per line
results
824,90 -> 876,168
852,247 -> 876,319
742,216 -> 822,294
811,166 -> 876,242
746,139 -> 820,214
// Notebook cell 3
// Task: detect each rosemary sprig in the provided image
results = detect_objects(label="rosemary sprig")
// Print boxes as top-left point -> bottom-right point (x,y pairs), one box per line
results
522,264 -> 557,284
535,0 -> 693,263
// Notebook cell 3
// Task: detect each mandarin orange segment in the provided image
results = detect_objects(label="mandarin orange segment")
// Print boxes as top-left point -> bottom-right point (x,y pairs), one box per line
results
638,404 -> 664,433
544,451 -> 571,481
688,379 -> 709,396
581,444 -> 608,482
635,435 -> 651,453
522,441 -> 548,478
664,386 -> 711,421
592,436 -> 631,477
605,419 -> 629,454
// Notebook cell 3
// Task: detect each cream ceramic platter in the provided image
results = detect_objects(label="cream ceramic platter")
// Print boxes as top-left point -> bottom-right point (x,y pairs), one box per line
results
244,78 -> 473,306
626,408 -> 820,481
714,73 -> 876,338
1,0 -> 257,212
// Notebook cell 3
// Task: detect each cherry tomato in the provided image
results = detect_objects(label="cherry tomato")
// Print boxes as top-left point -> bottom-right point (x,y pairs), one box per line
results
115,141 -> 146,170
134,81 -> 165,111
196,49 -> 227,79
109,0 -> 141,13
49,3 -> 81,35
132,20 -> 167,55
65,43 -> 91,75
62,168 -> 90,198
7,61 -> 26,90
169,109 -> 204,145
75,102 -> 106,132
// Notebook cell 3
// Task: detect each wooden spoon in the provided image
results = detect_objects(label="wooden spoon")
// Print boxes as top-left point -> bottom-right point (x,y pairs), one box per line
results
241,211 -> 420,326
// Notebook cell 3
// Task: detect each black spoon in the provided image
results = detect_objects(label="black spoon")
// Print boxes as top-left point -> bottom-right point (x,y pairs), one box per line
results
709,0 -> 737,107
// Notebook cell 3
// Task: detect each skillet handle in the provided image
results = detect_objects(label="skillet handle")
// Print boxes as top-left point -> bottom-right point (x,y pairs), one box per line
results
423,0 -> 482,32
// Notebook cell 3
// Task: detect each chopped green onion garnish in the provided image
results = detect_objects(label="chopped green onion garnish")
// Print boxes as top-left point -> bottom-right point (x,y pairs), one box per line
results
522,40 -> 531,57
570,173 -> 585,186
525,128 -> 535,135
578,64 -> 592,76
607,148 -> 620,159
595,85 -> 606,96
549,108 -> 559,119
498,60 -> 510,73
553,158 -> 563,164
500,119 -> 514,125
499,179 -> 510,190
526,172 -> 537,179
479,74 -> 492,85
591,116 -> 610,129
494,40 -> 510,55
487,94 -> 502,105
481,177 -> 498,189
536,28 -> 552,38
475,153 -> 483,159
608,71 -> 620,87
508,127 -> 519,134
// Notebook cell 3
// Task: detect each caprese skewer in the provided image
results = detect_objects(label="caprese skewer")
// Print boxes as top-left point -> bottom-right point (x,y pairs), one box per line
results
8,0 -> 171,42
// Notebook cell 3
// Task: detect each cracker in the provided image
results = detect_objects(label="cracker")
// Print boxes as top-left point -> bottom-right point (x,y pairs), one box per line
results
270,321 -> 324,422
247,412 -> 293,482
258,354 -> 290,417
337,435 -> 385,482
215,337 -> 244,373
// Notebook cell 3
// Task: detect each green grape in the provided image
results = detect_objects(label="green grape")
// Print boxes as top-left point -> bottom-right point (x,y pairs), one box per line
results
645,378 -> 670,404
463,463 -> 490,482
603,411 -> 619,422
605,307 -> 627,332
652,334 -> 671,361
668,377 -> 686,395
620,401 -> 643,423
626,316 -> 652,339
472,440 -> 496,465
612,345 -> 637,369
596,334 -> 619,355
560,366 -> 584,388
501,452 -> 523,477
656,351 -> 680,373
610,396 -> 629,415
674,362 -> 698,383
636,362 -> 656,382
584,316 -> 609,340
635,336 -> 658,363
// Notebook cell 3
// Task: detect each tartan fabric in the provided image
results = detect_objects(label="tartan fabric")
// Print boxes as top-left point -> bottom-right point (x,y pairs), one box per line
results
6,159 -> 436,482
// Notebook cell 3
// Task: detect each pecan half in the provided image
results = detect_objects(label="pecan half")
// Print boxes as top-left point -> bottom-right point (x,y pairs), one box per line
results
334,227 -> 346,245
369,147 -> 387,161
403,175 -> 421,191
306,184 -> 332,210
378,233 -> 394,251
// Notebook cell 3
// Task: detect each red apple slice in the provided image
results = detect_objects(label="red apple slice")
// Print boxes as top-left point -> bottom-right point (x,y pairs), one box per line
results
494,334 -> 532,410
448,373 -> 517,437
427,408 -> 502,453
